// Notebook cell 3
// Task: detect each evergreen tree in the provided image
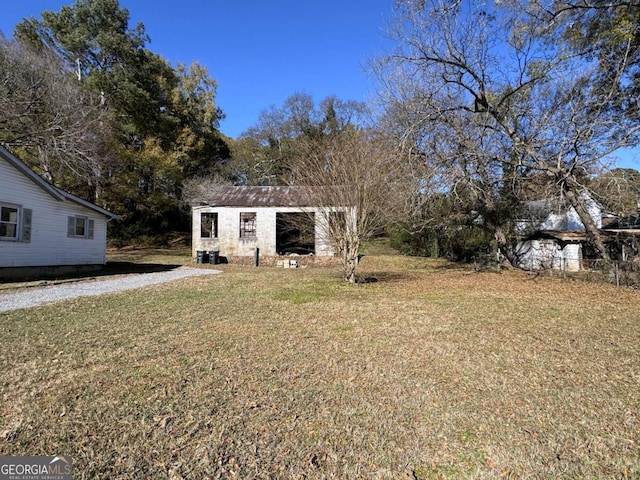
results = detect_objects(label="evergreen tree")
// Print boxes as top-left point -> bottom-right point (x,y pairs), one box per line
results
13,0 -> 229,239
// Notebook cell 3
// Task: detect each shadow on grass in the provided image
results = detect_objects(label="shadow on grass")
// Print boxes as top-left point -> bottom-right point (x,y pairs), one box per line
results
357,271 -> 419,284
100,261 -> 183,276
358,258 -> 502,283
430,261 -> 476,272
0,262 -> 185,287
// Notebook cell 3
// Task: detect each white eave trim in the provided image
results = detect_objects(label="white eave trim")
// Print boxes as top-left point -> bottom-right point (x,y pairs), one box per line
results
0,144 -> 65,201
0,143 -> 117,219
56,187 -> 118,219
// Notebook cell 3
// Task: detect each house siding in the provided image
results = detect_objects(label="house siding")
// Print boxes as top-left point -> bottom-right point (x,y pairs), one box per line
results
0,156 -> 108,268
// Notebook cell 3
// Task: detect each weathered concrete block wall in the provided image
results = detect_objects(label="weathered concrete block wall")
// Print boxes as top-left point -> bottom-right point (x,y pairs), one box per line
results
514,239 -> 582,271
192,206 -> 335,258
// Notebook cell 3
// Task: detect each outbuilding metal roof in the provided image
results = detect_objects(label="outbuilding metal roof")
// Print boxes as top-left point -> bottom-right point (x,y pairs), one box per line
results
200,186 -> 317,207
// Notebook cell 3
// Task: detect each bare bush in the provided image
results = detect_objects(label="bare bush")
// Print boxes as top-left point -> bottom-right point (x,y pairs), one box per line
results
288,129 -> 419,282
181,175 -> 231,207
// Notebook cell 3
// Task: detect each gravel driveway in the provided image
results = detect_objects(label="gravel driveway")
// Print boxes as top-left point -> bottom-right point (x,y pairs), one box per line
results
0,267 -> 221,313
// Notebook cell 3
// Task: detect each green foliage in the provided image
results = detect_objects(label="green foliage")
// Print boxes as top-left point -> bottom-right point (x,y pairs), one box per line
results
388,227 -> 434,257
228,92 -> 368,185
11,0 -> 229,239
388,224 -> 493,262
558,1 -> 640,120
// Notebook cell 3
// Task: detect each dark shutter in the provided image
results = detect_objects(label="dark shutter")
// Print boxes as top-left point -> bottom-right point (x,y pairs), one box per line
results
21,208 -> 32,243
88,219 -> 94,239
67,216 -> 75,237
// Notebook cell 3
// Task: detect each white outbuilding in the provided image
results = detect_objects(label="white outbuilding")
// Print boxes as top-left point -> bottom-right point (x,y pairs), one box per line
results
513,194 -> 602,272
192,186 -> 340,262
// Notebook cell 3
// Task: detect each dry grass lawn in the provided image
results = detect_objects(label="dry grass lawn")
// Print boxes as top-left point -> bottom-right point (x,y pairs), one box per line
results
0,250 -> 639,479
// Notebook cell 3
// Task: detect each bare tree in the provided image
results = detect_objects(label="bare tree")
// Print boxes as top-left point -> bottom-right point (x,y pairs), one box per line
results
181,174 -> 231,206
375,0 -> 640,261
590,168 -> 640,217
288,128 -> 419,283
0,36 -> 112,202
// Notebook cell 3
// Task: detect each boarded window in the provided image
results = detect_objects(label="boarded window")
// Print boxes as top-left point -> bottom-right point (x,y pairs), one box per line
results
201,212 -> 218,238
239,212 -> 257,238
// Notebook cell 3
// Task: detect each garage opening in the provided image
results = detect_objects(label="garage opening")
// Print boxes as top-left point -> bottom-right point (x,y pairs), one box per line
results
276,212 -> 315,255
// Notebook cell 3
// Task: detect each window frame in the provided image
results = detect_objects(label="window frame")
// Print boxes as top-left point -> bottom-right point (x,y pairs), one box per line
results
200,212 -> 218,238
75,216 -> 87,237
0,203 -> 20,241
68,215 -> 94,240
239,212 -> 257,239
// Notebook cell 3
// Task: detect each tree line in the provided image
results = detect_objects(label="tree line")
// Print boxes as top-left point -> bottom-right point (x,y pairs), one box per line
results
1,0 -> 229,241
2,0 -> 640,282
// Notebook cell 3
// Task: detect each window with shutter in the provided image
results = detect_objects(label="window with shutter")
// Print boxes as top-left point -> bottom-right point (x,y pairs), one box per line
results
67,216 -> 76,238
68,215 -> 91,239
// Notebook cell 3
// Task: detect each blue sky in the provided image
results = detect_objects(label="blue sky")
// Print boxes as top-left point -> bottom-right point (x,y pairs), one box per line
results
0,0 -> 394,139
1,0 -> 638,169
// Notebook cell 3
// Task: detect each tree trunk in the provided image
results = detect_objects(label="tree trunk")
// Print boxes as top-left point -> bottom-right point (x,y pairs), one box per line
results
494,225 -> 515,265
339,237 -> 360,284
564,186 -> 610,260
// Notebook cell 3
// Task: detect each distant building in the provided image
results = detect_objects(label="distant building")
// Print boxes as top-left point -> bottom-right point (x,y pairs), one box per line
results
191,186 -> 343,261
513,194 -> 602,271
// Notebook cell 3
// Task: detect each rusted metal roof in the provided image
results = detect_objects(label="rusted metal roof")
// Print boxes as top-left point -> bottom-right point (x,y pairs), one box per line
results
534,230 -> 588,242
529,229 -> 640,242
202,186 -> 317,207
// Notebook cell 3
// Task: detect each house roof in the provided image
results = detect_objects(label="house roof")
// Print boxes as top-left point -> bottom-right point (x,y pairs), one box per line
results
604,215 -> 640,230
531,228 -> 640,243
0,143 -> 117,219
197,186 -> 319,208
531,230 -> 588,242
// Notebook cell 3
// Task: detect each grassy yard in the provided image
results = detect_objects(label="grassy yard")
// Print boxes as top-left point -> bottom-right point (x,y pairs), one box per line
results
0,250 -> 639,479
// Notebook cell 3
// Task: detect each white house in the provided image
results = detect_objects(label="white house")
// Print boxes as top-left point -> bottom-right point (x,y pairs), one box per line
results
192,186 -> 340,261
513,194 -> 602,271
0,144 -> 117,279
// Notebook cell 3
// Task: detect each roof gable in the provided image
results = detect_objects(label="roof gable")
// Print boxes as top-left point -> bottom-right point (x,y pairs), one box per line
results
521,192 -> 602,232
0,144 -> 117,219
0,144 -> 65,201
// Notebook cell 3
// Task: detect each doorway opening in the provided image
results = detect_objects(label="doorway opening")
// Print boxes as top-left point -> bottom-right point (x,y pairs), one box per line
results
276,212 -> 315,255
